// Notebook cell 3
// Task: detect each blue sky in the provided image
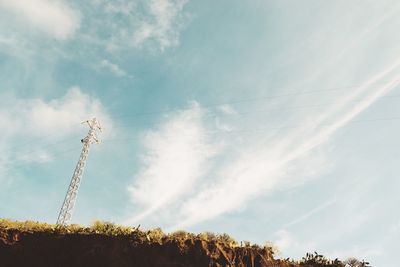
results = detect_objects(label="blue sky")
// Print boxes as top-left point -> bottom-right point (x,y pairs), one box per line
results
1,0 -> 400,265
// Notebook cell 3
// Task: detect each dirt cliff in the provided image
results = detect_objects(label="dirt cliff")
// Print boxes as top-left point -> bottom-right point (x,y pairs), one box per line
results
0,220 -> 362,267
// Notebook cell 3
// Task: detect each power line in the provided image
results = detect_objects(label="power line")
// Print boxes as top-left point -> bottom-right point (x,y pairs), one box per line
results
4,94 -> 400,158
102,115 -> 400,143
110,79 -> 400,120
0,146 -> 81,177
2,114 -> 398,176
3,80 -> 400,154
2,114 -> 399,179
110,93 -> 400,130
3,134 -> 83,160
7,132 -> 85,155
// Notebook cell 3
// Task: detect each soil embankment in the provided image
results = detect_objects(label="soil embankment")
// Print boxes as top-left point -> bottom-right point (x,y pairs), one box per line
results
0,220 -> 351,267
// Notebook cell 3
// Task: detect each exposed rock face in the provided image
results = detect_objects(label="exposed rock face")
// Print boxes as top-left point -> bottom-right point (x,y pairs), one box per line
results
0,227 -> 344,267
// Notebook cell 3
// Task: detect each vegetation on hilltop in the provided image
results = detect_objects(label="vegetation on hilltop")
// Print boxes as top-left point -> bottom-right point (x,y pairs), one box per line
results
0,219 -> 371,267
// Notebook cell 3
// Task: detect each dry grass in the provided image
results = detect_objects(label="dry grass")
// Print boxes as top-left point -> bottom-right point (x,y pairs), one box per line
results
0,219 -> 264,249
0,219 -> 137,236
0,219 -> 370,267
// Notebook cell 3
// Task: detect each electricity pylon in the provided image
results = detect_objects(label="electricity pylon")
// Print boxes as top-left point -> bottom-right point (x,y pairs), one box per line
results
56,118 -> 102,226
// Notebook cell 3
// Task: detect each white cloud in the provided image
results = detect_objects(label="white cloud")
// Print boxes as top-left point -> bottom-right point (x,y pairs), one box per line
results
274,230 -> 296,251
273,229 -> 317,255
24,87 -> 110,138
0,0 -> 189,59
100,59 -> 127,77
218,104 -> 238,115
172,57 -> 400,229
125,103 -> 217,225
17,149 -> 53,163
121,54 -> 400,231
214,117 -> 233,132
0,87 -> 111,177
132,0 -> 188,51
0,0 -> 80,40
84,0 -> 189,53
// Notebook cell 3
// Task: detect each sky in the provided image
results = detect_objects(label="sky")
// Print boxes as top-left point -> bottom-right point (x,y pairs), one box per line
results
0,0 -> 399,265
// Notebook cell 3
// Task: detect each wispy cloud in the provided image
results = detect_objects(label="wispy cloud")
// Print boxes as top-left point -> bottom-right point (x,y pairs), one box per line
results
0,0 -> 190,63
283,198 -> 337,229
274,230 -> 295,251
214,118 -> 233,132
125,103 -> 217,225
16,149 -> 53,164
24,87 -> 111,138
273,229 -> 317,255
218,104 -> 238,115
100,59 -> 127,77
0,0 -> 80,40
172,58 -> 400,229
77,0 -> 190,53
124,60 -> 400,230
0,87 -> 111,178
132,0 -> 189,51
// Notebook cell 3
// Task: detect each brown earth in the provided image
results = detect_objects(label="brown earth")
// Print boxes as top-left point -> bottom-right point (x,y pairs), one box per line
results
0,226 -> 346,267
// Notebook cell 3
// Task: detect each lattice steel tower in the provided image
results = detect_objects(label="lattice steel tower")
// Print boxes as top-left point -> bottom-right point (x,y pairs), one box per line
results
56,118 -> 102,226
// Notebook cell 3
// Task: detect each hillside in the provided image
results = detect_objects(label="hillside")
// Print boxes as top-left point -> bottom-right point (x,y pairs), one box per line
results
0,219 -> 369,267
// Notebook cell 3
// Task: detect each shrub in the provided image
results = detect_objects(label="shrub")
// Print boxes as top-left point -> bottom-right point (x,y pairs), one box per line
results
243,241 -> 251,247
264,241 -> 280,256
197,231 -> 217,242
300,252 -> 343,266
344,257 -> 371,267
147,228 -> 165,243
170,230 -> 189,240
216,233 -> 238,247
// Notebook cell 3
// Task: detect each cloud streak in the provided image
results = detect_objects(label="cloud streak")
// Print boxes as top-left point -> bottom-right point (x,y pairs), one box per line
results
283,198 -> 337,229
100,59 -> 127,77
125,104 -> 217,225
172,58 -> 400,229
124,57 -> 400,230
